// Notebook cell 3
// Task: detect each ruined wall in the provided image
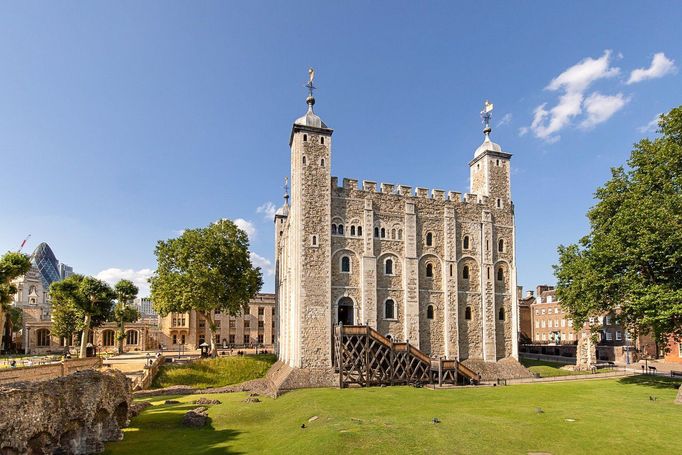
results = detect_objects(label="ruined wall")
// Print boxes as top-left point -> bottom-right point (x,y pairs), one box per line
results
0,357 -> 102,386
0,369 -> 131,454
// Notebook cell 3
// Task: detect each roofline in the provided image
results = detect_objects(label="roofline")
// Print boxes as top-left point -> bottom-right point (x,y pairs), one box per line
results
469,149 -> 513,166
289,123 -> 334,146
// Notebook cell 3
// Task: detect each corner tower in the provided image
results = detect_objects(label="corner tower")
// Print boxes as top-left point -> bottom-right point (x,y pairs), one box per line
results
287,69 -> 334,368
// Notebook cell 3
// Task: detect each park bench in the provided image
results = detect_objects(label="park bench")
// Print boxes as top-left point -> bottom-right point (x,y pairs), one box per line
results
591,362 -> 615,373
670,370 -> 682,378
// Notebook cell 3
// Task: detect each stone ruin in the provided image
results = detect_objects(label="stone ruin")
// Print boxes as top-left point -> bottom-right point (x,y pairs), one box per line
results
576,333 -> 597,370
0,369 -> 131,454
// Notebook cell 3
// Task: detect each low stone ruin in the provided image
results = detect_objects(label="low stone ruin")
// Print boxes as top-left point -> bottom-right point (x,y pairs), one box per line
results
182,407 -> 210,427
0,369 -> 131,454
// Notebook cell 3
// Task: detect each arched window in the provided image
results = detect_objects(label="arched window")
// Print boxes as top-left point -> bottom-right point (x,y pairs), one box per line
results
463,236 -> 470,249
374,227 -> 379,238
498,307 -> 505,321
385,299 -> 395,319
102,330 -> 115,347
331,224 -> 337,235
303,134 -> 308,141
398,229 -> 403,240
357,226 -> 362,236
497,267 -> 504,281
321,158 -> 325,167
380,228 -> 386,238
426,305 -> 434,320
449,264 -> 453,277
350,226 -> 356,236
303,156 -> 307,164
338,224 -> 344,235
126,330 -> 139,345
312,235 -> 317,246
391,229 -> 396,239
498,239 -> 504,252
465,306 -> 472,320
385,258 -> 393,275
341,256 -> 351,273
426,263 -> 433,278
36,329 -> 50,347
321,136 -> 325,145
426,232 -> 433,246
462,266 -> 469,280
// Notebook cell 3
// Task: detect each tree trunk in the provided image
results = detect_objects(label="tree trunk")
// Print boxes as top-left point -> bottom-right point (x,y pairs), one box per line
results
79,314 -> 91,359
117,309 -> 124,355
203,311 -> 217,357
0,310 -> 6,352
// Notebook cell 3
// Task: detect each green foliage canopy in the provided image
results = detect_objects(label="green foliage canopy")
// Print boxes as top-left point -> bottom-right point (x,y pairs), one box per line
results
0,252 -> 31,307
150,219 -> 263,352
555,106 -> 682,342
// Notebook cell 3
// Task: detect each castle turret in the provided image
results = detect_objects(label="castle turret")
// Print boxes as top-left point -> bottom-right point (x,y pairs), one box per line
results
469,102 -> 512,208
283,69 -> 334,368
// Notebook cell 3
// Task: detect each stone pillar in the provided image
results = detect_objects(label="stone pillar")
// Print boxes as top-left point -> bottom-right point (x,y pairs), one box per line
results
481,210 -> 496,361
403,200 -> 420,346
576,331 -> 597,370
362,198 -> 377,327
443,206 -> 459,359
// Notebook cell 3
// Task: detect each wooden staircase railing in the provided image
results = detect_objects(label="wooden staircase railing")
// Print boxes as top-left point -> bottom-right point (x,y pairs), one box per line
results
334,324 -> 479,388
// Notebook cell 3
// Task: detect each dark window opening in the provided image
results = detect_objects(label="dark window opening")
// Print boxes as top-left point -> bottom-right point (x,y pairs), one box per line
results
385,299 -> 395,319
463,236 -> 470,249
385,259 -> 393,275
321,158 -> 325,167
350,226 -> 356,236
462,266 -> 469,280
465,306 -> 472,320
338,224 -> 344,235
303,134 -> 307,141
497,267 -> 504,281
312,235 -> 317,246
380,228 -> 386,238
498,239 -> 504,252
357,226 -> 362,236
427,305 -> 434,320
426,263 -> 433,278
331,224 -> 337,235
303,155 -> 306,165
449,264 -> 453,277
321,136 -> 325,144
341,256 -> 350,273
498,307 -> 505,321
374,227 -> 379,238
426,232 -> 433,246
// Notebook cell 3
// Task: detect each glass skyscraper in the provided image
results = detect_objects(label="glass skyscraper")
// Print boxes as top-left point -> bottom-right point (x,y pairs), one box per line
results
31,242 -> 72,289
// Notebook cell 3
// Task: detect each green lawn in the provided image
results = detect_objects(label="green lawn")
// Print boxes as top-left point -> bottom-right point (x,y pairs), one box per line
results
151,354 -> 276,389
107,375 -> 681,454
520,357 -> 592,377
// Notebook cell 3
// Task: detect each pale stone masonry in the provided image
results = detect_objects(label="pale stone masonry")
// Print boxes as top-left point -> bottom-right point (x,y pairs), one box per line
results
275,87 -> 519,373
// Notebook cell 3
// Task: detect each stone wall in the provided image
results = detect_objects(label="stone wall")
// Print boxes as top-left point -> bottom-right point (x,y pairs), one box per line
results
0,369 -> 131,454
0,357 -> 102,385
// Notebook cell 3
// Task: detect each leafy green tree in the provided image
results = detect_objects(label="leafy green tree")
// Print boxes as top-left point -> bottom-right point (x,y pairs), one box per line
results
150,219 -> 263,356
50,275 -> 116,358
555,106 -> 682,344
0,252 -> 31,351
50,300 -> 81,347
113,279 -> 139,354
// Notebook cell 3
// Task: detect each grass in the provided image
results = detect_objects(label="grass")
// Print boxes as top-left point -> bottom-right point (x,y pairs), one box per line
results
151,354 -> 276,389
520,357 -> 592,377
106,375 -> 681,455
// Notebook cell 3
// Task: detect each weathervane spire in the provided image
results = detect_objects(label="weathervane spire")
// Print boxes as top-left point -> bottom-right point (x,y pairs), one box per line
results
480,100 -> 494,141
283,176 -> 290,206
305,68 -> 316,110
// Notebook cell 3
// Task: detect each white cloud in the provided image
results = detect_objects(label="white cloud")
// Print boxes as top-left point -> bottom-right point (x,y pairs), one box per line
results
250,252 -> 274,276
233,218 -> 256,239
627,52 -> 677,84
496,113 -> 512,128
525,50 -> 626,142
638,113 -> 662,133
518,126 -> 529,137
580,92 -> 629,129
96,268 -> 154,298
256,202 -> 277,221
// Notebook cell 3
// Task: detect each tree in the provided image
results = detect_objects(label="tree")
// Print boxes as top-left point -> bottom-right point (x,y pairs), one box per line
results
150,219 -> 263,356
50,275 -> 116,358
555,106 -> 682,345
113,279 -> 139,354
51,300 -> 81,348
0,252 -> 31,351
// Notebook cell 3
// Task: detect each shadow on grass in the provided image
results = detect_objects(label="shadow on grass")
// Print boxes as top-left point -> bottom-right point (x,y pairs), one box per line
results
618,374 -> 682,389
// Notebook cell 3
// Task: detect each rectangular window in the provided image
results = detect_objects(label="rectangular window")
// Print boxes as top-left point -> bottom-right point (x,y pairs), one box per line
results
272,334 -> 275,344
606,332 -> 613,341
605,316 -> 612,325
615,331 -> 622,341
535,321 -> 539,328
258,334 -> 264,344
561,319 -> 566,328
229,334 -> 235,344
258,321 -> 264,329
541,321 -> 546,328
199,320 -> 205,328
258,307 -> 264,316
229,320 -> 236,329
243,335 -> 250,344
172,335 -> 177,345
244,320 -> 250,329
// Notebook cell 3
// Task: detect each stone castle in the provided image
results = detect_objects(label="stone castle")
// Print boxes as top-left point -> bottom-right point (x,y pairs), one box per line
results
275,76 -> 518,378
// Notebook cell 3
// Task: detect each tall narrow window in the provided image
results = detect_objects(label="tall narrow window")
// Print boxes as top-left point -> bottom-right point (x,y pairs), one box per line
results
338,224 -> 344,235
426,263 -> 433,278
380,228 -> 386,238
302,156 -> 306,165
321,136 -> 325,145
496,198 -> 501,208
341,256 -> 351,273
331,224 -> 337,235
385,258 -> 393,275
321,158 -> 325,167
465,306 -> 472,320
497,267 -> 504,281
498,307 -> 505,321
374,227 -> 379,238
385,299 -> 395,319
449,264 -> 453,277
357,226 -> 362,236
498,239 -> 504,252
303,134 -> 307,141
427,305 -> 434,319
350,226 -> 356,236
398,229 -> 402,240
462,266 -> 469,280
391,229 -> 396,239
312,235 -> 317,246
426,232 -> 433,246
463,236 -> 470,249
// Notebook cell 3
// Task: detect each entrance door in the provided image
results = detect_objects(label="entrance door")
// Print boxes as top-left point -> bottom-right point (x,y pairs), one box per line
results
338,297 -> 354,325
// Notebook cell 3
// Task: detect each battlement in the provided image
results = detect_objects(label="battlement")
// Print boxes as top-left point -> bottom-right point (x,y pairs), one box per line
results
331,176 -> 488,205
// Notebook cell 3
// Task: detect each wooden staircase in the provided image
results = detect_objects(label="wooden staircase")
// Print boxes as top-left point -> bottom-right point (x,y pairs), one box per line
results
334,325 -> 480,388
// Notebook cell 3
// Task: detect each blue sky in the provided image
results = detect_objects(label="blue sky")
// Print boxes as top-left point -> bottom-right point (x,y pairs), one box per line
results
1,2 -> 681,296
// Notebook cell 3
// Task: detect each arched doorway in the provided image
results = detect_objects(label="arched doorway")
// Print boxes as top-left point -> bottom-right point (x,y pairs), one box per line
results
338,297 -> 354,325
